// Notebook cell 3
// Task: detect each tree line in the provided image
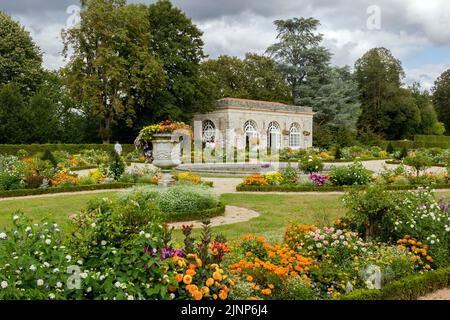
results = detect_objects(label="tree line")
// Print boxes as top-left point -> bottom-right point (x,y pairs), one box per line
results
0,0 -> 449,145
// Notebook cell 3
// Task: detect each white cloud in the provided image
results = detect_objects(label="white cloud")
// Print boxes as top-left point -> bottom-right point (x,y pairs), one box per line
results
405,62 -> 450,90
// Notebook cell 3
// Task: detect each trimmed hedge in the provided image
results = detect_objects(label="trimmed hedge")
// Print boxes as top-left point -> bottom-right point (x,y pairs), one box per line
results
165,201 -> 226,223
385,160 -> 447,167
339,267 -> 450,300
0,183 -> 141,198
70,165 -> 99,171
390,141 -> 450,149
0,144 -> 136,156
236,183 -> 450,192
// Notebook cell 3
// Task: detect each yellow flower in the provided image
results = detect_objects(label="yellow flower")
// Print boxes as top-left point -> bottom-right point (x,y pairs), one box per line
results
192,290 -> 203,300
246,275 -> 253,282
183,275 -> 192,285
219,290 -> 228,300
206,278 -> 214,287
201,286 -> 210,295
261,288 -> 272,296
213,271 -> 223,281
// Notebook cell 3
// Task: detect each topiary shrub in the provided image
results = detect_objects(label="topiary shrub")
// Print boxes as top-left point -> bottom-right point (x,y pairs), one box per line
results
41,150 -> 58,168
108,151 -> 126,180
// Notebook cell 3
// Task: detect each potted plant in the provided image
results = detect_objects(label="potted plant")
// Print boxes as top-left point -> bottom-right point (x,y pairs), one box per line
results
135,120 -> 191,186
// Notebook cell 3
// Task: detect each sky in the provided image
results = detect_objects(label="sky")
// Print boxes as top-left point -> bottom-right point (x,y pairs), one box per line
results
2,0 -> 450,90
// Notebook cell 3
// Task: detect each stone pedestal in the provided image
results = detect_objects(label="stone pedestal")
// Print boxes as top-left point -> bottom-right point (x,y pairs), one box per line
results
151,133 -> 182,187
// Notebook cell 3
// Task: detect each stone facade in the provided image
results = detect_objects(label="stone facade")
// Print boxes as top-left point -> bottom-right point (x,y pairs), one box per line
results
192,98 -> 314,152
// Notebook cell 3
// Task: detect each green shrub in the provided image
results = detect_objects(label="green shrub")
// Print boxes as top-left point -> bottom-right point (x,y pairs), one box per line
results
403,153 -> 433,176
0,144 -> 136,156
299,156 -> 324,174
107,151 -> 126,180
41,150 -> 58,168
343,186 -> 403,241
386,142 -> 394,154
78,176 -> 97,185
280,164 -> 298,183
0,155 -> 27,191
328,161 -> 372,186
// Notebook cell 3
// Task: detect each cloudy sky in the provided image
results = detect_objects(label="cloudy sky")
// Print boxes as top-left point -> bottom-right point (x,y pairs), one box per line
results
2,0 -> 450,90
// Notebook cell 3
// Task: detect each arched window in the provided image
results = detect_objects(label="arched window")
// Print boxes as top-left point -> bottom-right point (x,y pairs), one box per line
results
267,121 -> 281,150
244,120 -> 258,136
202,120 -> 216,143
289,123 -> 301,148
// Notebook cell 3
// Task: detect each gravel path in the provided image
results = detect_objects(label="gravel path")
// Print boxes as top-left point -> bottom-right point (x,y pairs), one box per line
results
418,287 -> 450,300
168,205 -> 260,229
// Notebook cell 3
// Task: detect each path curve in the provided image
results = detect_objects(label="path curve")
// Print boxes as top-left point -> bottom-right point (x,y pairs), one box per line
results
168,205 -> 260,229
418,287 -> 450,300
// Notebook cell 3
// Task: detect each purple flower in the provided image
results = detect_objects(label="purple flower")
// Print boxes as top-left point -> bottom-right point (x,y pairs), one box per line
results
309,174 -> 328,186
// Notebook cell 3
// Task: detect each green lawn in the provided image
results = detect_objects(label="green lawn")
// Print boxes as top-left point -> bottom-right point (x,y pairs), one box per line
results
0,192 -> 119,229
1,190 -> 450,242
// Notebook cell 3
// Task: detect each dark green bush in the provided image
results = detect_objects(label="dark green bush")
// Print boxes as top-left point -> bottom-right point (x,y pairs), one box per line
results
0,144 -> 136,156
41,150 -> 58,168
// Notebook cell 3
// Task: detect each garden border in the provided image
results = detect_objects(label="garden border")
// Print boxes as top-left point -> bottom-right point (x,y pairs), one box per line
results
338,267 -> 450,300
236,183 -> 450,192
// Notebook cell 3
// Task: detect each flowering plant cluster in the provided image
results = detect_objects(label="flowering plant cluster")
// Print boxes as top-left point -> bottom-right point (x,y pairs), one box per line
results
224,235 -> 315,299
134,120 -> 192,155
298,156 -> 324,174
243,174 -> 269,186
309,173 -> 328,186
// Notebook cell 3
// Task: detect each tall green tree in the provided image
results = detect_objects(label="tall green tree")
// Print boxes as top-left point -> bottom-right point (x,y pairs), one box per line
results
0,11 -> 43,94
266,17 -> 331,106
199,53 -> 291,103
145,0 -> 213,119
432,69 -> 450,134
0,84 -> 29,143
313,66 -> 361,129
355,47 -> 421,139
410,83 -> 444,135
62,0 -> 166,143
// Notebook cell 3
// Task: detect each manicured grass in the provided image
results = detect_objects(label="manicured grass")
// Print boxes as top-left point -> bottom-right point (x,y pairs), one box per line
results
0,191 -> 119,229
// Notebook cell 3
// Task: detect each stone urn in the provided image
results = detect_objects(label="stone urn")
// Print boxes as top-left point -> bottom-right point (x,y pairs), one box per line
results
151,133 -> 182,187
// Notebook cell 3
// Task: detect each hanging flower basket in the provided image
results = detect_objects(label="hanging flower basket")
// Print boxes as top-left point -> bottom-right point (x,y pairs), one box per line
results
303,131 -> 311,136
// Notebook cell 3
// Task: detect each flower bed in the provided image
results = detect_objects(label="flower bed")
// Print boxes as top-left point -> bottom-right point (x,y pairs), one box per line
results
0,186 -> 448,300
236,183 -> 450,192
237,159 -> 450,192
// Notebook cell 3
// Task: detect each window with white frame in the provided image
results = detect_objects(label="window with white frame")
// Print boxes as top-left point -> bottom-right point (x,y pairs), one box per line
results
267,121 -> 281,150
289,123 -> 301,148
202,120 -> 216,143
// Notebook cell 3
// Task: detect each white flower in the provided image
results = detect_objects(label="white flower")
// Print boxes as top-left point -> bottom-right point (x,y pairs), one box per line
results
13,215 -> 19,221
65,255 -> 72,261
91,223 -> 96,228
127,295 -> 134,300
56,282 -> 63,288
53,268 -> 60,273
43,262 -> 50,268
37,279 -> 44,286
101,240 -> 107,246
86,287 -> 92,293
139,231 -> 145,236
80,272 -> 88,279
45,239 -> 52,245
0,232 -> 7,240
77,260 -> 83,265
29,265 -> 36,272
170,293 -> 175,299
1,281 -> 8,289
145,233 -> 151,239
99,275 -> 105,281
114,281 -> 122,288
25,227 -> 32,232
49,293 -> 55,300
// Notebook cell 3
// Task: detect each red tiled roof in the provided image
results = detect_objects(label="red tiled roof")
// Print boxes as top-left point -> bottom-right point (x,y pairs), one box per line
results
219,97 -> 287,106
